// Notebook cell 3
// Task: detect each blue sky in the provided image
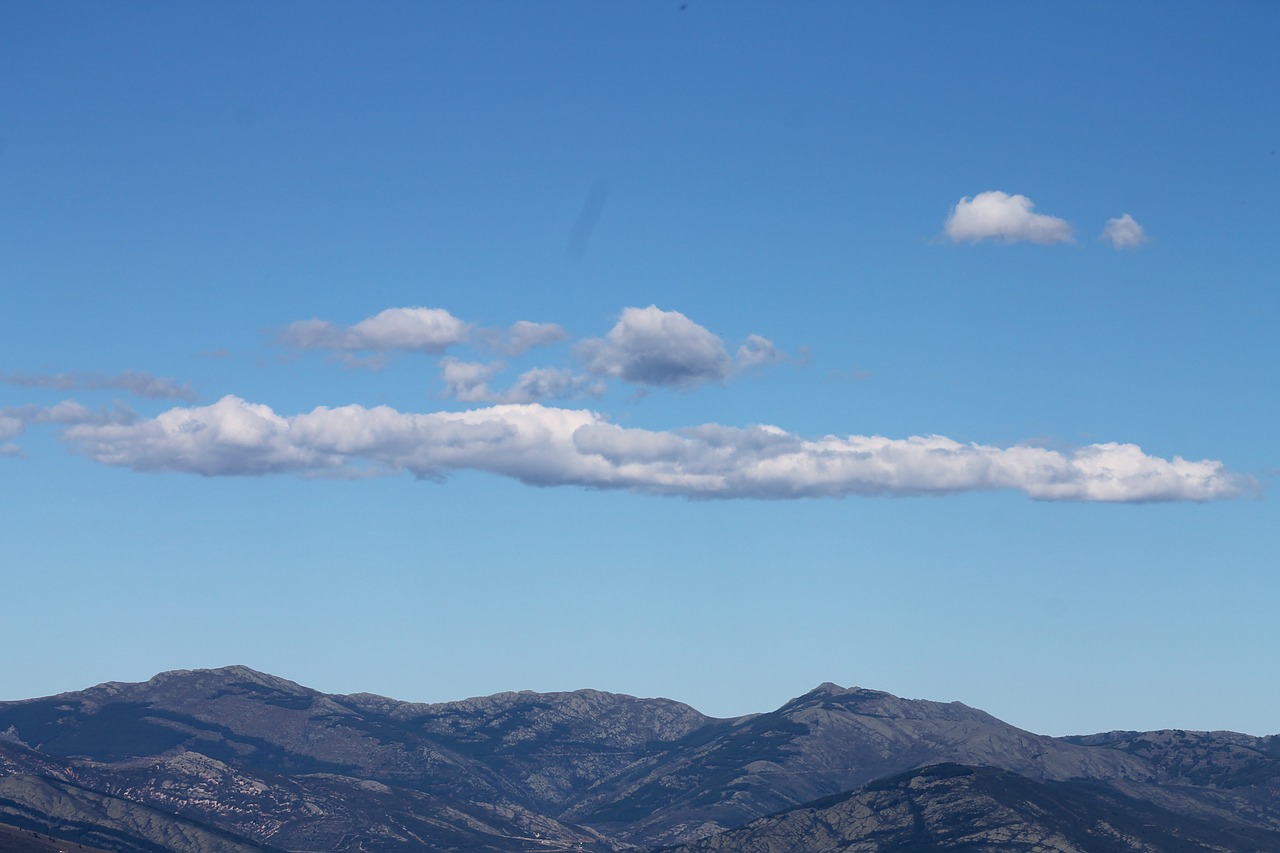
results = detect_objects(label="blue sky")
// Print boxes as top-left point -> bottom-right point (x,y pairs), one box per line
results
2,2 -> 1277,737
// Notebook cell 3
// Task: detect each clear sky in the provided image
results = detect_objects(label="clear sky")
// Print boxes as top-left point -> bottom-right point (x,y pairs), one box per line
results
2,1 -> 1277,738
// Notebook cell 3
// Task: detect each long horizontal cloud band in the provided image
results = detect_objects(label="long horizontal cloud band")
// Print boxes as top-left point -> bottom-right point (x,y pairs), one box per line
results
62,396 -> 1246,502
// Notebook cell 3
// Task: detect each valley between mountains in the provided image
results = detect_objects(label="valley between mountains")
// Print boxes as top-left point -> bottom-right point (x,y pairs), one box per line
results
1,667 -> 1277,853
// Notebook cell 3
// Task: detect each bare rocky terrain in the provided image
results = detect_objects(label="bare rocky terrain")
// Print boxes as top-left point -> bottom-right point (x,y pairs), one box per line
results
1,668 -> 1276,852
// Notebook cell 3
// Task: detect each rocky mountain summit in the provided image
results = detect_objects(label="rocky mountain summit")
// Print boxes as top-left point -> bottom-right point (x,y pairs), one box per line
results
0,668 -> 1276,852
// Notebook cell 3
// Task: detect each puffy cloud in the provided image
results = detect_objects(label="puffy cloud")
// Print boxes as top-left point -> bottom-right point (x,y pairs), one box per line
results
577,306 -> 782,389
578,306 -> 733,388
0,370 -> 197,401
278,306 -> 783,393
63,396 -> 592,482
62,396 -> 1248,502
944,191 -> 1074,245
1102,213 -> 1147,249
440,359 -> 603,404
64,396 -> 338,477
281,307 -> 469,354
439,358 -> 505,402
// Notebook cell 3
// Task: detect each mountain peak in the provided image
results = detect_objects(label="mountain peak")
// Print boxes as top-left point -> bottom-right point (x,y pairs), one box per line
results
807,682 -> 885,698
811,681 -> 849,693
186,665 -> 313,693
784,682 -> 996,725
70,665 -> 317,708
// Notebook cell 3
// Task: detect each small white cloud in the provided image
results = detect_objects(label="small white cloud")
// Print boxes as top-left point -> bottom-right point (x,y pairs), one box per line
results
281,307 -> 469,354
506,368 -> 605,403
577,306 -> 734,389
440,359 -> 602,404
576,308 -> 783,389
1102,213 -> 1147,249
439,358 -> 506,402
736,334 -> 786,369
61,396 -> 1250,503
944,191 -> 1074,245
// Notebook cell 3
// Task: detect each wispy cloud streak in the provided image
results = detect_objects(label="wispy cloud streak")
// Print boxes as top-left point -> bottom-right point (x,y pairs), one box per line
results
483,321 -> 569,356
0,370 -> 197,401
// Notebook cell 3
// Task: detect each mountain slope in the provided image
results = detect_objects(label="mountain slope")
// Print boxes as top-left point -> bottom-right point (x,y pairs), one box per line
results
0,821 -> 118,853
0,667 -> 705,852
1,668 -> 1277,852
564,683 -> 1151,845
664,763 -> 1280,853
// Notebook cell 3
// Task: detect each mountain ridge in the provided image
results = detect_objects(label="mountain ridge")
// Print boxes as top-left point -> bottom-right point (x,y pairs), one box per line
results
1,666 -> 1277,853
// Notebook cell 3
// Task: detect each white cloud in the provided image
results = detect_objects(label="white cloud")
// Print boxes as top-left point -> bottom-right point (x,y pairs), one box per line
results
440,359 -> 603,404
61,396 -> 1249,502
576,306 -> 782,389
0,400 -> 135,455
506,367 -> 605,403
281,307 -> 469,354
278,306 -> 783,395
944,191 -> 1074,245
578,306 -> 732,389
736,334 -> 786,369
1102,213 -> 1147,249
0,370 -> 197,401
64,397 -> 336,477
439,358 -> 506,402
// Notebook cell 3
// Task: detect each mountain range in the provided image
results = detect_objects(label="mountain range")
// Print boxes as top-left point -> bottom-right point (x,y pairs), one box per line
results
1,667 -> 1277,852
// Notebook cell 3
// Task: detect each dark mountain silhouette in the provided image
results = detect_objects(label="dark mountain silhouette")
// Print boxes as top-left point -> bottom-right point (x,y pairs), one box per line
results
0,668 -> 1275,852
